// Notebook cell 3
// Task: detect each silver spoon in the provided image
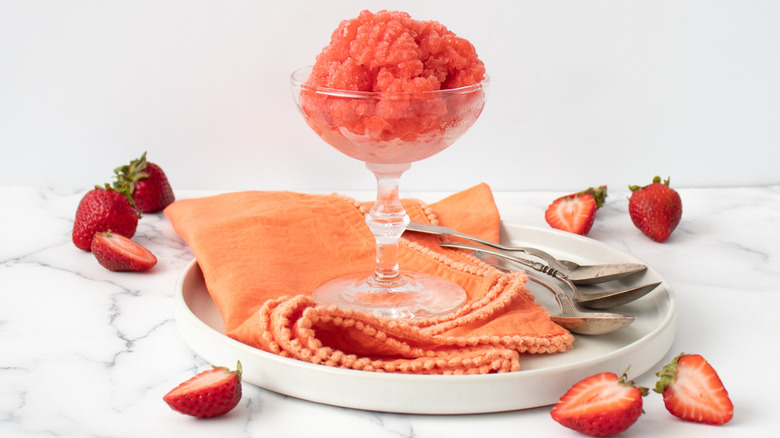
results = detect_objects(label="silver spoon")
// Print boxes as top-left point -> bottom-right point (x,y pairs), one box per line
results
439,241 -> 661,309
405,221 -> 646,284
501,264 -> 635,335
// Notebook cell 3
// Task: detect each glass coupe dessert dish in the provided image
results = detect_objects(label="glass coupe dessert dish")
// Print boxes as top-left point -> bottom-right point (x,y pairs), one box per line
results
291,66 -> 489,319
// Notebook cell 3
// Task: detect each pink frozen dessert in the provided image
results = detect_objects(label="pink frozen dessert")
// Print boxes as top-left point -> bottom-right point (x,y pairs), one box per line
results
295,10 -> 488,164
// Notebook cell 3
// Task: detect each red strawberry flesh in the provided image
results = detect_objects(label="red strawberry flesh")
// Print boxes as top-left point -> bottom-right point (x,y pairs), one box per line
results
544,186 -> 607,236
163,362 -> 242,418
654,353 -> 733,425
91,231 -> 157,272
551,371 -> 647,436
545,193 -> 597,235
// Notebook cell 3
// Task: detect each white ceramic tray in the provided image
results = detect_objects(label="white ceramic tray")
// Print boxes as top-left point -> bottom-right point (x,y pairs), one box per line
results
174,222 -> 676,414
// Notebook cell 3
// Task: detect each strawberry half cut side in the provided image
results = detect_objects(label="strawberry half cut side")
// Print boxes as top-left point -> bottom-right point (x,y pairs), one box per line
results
551,369 -> 647,437
163,361 -> 243,418
654,353 -> 734,425
544,186 -> 607,236
91,231 -> 157,272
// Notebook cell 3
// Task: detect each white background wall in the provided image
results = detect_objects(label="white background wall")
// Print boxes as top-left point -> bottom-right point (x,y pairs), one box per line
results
2,1 -> 779,193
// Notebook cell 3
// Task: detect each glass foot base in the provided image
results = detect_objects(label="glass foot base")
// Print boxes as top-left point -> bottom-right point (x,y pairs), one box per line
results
312,271 -> 467,319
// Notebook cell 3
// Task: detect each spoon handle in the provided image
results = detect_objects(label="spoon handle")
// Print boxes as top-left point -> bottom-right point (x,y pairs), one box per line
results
406,221 -> 569,273
438,241 -> 569,281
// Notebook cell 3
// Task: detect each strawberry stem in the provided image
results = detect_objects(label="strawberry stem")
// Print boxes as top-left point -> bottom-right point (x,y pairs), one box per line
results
113,151 -> 150,196
653,352 -> 683,393
629,176 -> 671,192
619,366 -> 649,396
577,185 -> 608,208
93,183 -> 137,212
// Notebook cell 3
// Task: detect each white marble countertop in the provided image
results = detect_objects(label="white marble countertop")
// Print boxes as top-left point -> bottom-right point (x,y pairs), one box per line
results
2,185 -> 778,437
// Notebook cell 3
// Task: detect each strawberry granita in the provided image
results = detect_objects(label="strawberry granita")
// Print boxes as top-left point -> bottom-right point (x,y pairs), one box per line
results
308,10 -> 485,92
295,10 -> 488,164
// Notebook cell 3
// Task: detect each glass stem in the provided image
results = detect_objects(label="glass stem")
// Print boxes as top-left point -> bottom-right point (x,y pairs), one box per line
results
364,162 -> 412,286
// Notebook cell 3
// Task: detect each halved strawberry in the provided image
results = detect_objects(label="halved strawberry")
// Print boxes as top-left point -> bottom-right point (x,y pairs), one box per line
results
91,231 -> 157,272
163,361 -> 243,418
551,369 -> 647,436
654,353 -> 733,425
545,186 -> 607,235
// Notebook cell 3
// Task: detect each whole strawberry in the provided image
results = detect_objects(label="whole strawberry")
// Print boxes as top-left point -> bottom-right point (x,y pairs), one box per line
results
545,185 -> 607,236
164,361 -> 243,418
628,176 -> 682,242
114,151 -> 175,213
91,231 -> 157,272
654,353 -> 733,425
72,185 -> 139,251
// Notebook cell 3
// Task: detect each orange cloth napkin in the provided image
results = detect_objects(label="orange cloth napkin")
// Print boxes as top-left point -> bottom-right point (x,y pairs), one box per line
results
165,183 -> 573,374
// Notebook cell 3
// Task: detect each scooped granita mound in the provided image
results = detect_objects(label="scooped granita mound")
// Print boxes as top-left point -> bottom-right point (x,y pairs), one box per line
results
308,10 -> 486,92
298,10 -> 487,164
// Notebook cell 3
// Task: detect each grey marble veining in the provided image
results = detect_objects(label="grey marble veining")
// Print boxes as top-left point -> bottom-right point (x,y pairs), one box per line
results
1,186 -> 778,437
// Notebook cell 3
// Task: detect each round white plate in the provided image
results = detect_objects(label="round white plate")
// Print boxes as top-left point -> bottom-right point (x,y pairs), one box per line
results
174,222 -> 676,414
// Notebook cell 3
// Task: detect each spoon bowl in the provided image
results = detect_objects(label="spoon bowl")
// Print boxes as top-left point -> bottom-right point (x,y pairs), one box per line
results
439,242 -> 660,309
515,266 -> 634,335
